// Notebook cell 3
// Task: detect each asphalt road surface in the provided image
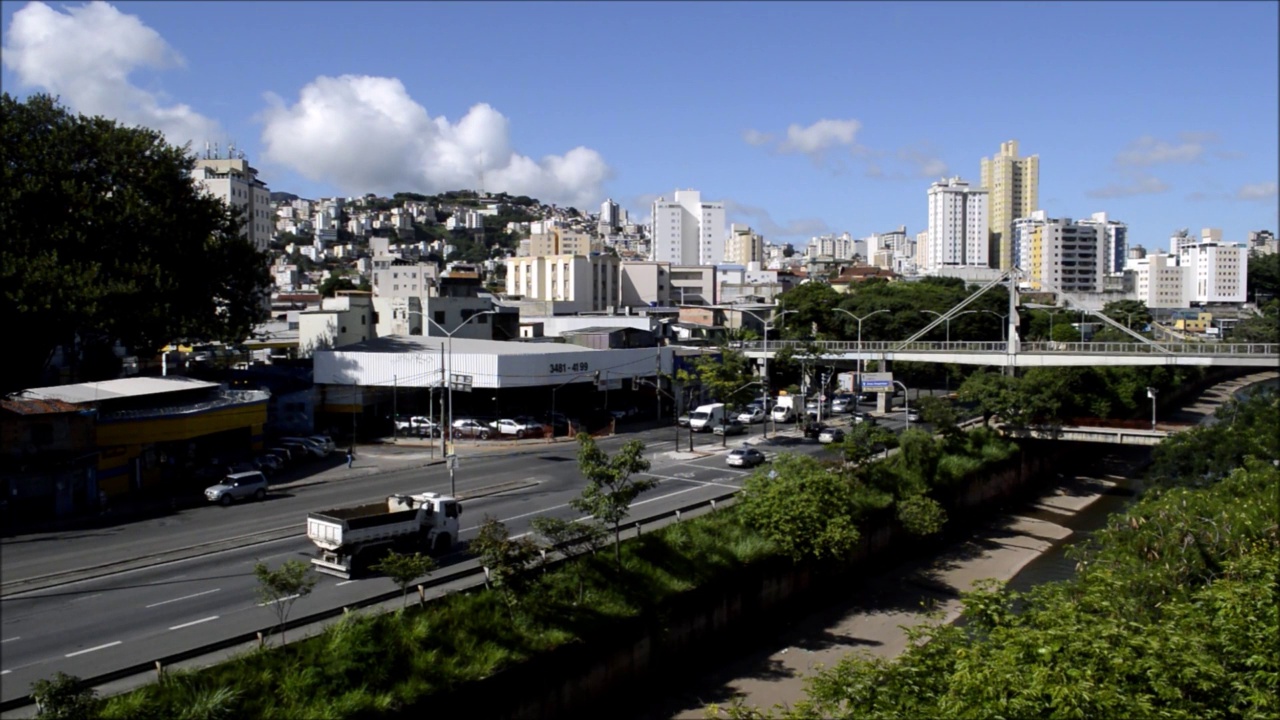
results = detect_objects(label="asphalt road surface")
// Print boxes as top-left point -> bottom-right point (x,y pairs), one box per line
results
0,421 -> 870,703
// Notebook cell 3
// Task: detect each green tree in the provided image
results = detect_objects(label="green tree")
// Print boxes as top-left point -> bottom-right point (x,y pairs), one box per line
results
318,274 -> 362,297
914,395 -> 962,442
738,454 -> 862,562
1246,248 -> 1279,303
531,515 -> 607,603
833,421 -> 895,470
1231,299 -> 1279,342
570,434 -> 655,564
253,560 -> 318,644
2,93 -> 272,391
956,371 -> 1022,427
30,672 -> 101,719
1101,299 -> 1152,330
685,346 -> 759,412
371,551 -> 437,608
470,516 -> 539,615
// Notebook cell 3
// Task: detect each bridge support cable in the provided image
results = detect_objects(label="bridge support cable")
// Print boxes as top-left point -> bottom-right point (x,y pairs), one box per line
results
894,268 -> 1016,350
1034,278 -> 1170,353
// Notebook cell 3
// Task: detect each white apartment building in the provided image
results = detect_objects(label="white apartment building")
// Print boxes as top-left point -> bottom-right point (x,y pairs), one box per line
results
1179,232 -> 1247,303
650,189 -> 726,265
914,230 -> 930,270
1023,215 -> 1106,293
506,254 -> 621,314
716,263 -> 782,303
1128,253 -> 1190,309
724,224 -> 765,266
926,177 -> 989,270
446,209 -> 484,231
600,198 -> 622,231
192,154 -> 272,252
1078,212 -> 1128,276
806,232 -> 857,260
298,291 -> 375,357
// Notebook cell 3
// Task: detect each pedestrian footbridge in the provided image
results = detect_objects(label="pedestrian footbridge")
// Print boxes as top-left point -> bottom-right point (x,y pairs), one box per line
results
997,423 -> 1174,446
739,340 -> 1279,368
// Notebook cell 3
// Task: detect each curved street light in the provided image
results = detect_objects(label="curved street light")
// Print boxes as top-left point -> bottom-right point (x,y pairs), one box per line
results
423,309 -> 500,495
723,307 -> 794,439
980,309 -> 1008,342
921,309 -> 978,343
833,308 -> 889,396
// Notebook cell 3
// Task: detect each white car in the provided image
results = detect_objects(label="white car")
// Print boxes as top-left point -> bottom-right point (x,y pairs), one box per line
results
737,406 -> 766,424
831,397 -> 853,414
726,447 -> 766,468
771,405 -> 794,422
308,435 -> 336,454
489,418 -> 543,438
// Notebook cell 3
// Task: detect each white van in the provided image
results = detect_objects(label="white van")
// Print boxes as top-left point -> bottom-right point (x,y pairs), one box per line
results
688,403 -> 727,432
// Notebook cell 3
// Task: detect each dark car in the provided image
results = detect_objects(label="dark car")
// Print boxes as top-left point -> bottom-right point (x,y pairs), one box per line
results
712,419 -> 748,436
803,423 -> 829,440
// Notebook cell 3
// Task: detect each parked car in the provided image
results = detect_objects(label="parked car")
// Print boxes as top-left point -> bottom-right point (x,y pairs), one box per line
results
205,471 -> 268,506
851,411 -> 876,425
803,422 -> 830,440
726,447 -> 766,468
771,405 -> 794,423
712,419 -> 748,436
308,435 -> 336,454
254,454 -> 283,474
542,412 -> 571,435
278,441 -> 314,462
903,407 -> 922,423
266,447 -> 293,466
452,419 -> 491,440
737,406 -> 766,424
677,411 -> 692,427
490,417 -> 543,438
280,437 -> 327,458
831,396 -> 853,414
610,405 -> 640,420
818,427 -> 846,444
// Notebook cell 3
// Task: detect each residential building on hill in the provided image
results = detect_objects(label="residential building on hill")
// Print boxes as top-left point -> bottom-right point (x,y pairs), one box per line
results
926,177 -> 989,270
193,151 -> 272,252
650,189 -> 726,266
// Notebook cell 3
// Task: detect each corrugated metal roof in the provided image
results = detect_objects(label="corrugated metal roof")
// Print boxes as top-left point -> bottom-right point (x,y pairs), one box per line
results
340,335 -> 593,356
562,326 -> 636,335
20,376 -> 219,404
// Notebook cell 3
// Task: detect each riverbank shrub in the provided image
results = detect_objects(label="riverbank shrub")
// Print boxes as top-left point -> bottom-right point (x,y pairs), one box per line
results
723,390 -> 1280,720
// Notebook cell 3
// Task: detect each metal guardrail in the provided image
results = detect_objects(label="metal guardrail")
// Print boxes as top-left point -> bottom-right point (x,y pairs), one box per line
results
739,340 -> 1280,356
0,490 -> 740,714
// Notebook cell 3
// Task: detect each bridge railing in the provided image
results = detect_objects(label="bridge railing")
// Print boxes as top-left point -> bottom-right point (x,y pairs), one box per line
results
740,340 -> 1279,356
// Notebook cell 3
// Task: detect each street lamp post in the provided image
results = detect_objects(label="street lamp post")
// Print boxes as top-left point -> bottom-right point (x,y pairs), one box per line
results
894,380 -> 911,431
424,309 -> 500,496
981,310 -> 1008,342
921,310 -> 976,394
722,307 -> 794,440
834,308 -> 889,397
1146,386 -> 1158,430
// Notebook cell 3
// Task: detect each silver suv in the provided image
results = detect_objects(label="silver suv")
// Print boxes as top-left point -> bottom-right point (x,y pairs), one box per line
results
205,471 -> 268,506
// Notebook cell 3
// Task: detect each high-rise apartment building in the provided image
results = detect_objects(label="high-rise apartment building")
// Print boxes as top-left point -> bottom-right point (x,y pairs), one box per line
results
1018,214 -> 1106,293
192,151 -> 272,252
926,177 -> 989,270
1078,212 -> 1128,276
600,198 -> 621,231
724,224 -> 765,265
1178,230 -> 1247,303
650,189 -> 726,266
980,140 -> 1039,271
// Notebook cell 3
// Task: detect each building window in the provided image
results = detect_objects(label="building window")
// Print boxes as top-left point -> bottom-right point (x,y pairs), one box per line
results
434,311 -> 445,325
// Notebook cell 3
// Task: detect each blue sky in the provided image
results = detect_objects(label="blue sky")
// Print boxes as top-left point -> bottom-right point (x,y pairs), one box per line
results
3,1 -> 1276,248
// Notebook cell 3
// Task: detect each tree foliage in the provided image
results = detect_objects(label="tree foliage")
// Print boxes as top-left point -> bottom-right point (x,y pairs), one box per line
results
1246,248 -> 1279,303
370,551 -> 437,608
571,435 -> 655,563
684,346 -> 759,409
30,672 -> 101,719
531,515 -> 607,603
1,93 -> 271,392
253,560 -> 318,644
739,392 -> 1280,720
470,516 -> 539,615
738,454 -> 863,562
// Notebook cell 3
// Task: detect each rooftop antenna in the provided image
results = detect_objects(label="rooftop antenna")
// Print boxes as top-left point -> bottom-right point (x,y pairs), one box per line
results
204,141 -> 211,160
213,141 -> 220,159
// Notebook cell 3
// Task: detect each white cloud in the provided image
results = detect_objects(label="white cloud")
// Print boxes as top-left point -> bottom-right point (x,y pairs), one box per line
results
1115,132 -> 1216,167
1086,174 -> 1170,199
1236,182 -> 1278,201
1,1 -> 221,148
259,74 -> 612,208
743,118 -> 863,163
896,146 -> 949,178
723,199 -> 833,240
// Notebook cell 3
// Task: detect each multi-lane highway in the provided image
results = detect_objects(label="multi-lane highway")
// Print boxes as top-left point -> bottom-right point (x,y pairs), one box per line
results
0,420 -> 878,704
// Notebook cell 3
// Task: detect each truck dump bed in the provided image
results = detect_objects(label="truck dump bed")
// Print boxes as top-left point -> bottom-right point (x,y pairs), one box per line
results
310,502 -> 415,529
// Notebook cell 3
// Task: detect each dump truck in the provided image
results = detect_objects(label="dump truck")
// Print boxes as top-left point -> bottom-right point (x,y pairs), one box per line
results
306,492 -> 462,578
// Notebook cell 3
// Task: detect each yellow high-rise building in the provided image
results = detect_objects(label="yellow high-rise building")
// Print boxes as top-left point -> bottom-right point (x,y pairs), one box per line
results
980,140 -> 1039,271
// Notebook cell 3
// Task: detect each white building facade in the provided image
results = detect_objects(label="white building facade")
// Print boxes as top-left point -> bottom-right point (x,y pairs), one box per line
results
506,254 -> 621,314
1078,211 -> 1128,276
192,154 -> 272,252
1179,234 -> 1248,303
926,177 -> 989,270
650,189 -> 726,266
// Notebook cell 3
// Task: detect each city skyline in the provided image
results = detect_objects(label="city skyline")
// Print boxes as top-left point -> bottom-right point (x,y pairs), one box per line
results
2,1 -> 1276,246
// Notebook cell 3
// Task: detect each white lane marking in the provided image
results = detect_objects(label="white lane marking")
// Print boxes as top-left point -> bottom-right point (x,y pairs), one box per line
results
65,640 -> 121,657
257,593 -> 299,607
645,473 -> 742,490
0,637 -> 19,644
169,616 -> 219,630
150,575 -> 187,584
69,593 -> 103,604
0,670 -> 10,675
335,580 -> 356,587
145,588 -> 221,608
